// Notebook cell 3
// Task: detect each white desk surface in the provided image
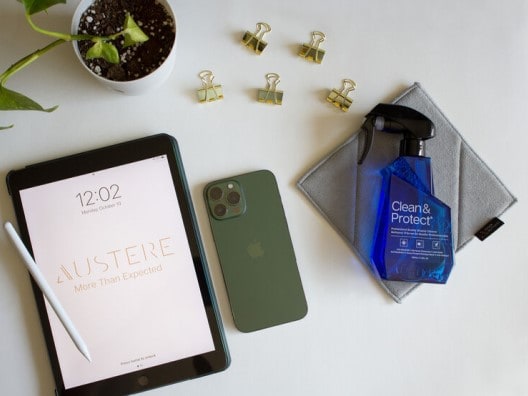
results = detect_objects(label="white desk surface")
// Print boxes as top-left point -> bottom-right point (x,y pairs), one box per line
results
1,1 -> 527,395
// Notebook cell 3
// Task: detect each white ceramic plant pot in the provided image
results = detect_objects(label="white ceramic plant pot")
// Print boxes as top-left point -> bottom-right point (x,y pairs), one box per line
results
71,0 -> 177,95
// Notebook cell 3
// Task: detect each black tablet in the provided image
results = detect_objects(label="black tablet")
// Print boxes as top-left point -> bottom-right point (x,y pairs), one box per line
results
6,134 -> 229,395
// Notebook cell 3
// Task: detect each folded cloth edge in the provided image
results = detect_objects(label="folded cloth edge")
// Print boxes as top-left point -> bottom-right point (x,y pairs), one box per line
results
402,83 -> 517,249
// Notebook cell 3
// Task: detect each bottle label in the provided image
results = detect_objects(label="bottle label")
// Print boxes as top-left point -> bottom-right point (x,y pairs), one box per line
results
383,175 -> 454,282
390,201 -> 434,226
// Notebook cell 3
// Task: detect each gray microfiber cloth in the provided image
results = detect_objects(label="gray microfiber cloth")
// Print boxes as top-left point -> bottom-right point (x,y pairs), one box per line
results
297,82 -> 517,303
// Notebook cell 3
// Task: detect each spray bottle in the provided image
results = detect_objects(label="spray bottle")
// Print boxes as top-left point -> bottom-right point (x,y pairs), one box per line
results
359,104 -> 454,283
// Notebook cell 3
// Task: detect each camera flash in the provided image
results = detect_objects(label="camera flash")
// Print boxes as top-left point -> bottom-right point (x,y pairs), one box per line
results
227,183 -> 234,189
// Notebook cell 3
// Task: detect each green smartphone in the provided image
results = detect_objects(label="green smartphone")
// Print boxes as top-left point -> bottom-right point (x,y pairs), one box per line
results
204,170 -> 307,332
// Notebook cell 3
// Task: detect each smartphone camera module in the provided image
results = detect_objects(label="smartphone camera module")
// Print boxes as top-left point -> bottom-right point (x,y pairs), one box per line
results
207,181 -> 246,220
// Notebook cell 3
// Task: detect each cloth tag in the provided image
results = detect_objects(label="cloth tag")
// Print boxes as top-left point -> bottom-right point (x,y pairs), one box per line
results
475,218 -> 504,241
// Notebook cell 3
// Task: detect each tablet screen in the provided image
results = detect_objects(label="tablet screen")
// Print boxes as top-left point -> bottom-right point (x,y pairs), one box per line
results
18,154 -> 215,390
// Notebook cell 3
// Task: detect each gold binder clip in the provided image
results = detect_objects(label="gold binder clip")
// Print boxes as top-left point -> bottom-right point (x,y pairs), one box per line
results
197,70 -> 224,103
257,73 -> 283,105
242,22 -> 271,54
326,79 -> 356,111
299,31 -> 326,64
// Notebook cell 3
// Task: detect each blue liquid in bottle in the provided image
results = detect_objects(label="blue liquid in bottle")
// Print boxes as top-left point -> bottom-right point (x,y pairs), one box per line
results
372,156 -> 454,283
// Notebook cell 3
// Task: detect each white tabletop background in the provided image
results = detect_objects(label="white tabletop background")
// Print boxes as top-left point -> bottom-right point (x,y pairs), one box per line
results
1,1 -> 527,395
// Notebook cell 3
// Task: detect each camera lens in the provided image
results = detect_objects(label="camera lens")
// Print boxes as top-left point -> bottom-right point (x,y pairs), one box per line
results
209,186 -> 223,201
213,204 -> 227,217
227,191 -> 240,205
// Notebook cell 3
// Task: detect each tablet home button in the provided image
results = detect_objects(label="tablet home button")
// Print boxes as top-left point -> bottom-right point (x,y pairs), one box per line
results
138,376 -> 149,386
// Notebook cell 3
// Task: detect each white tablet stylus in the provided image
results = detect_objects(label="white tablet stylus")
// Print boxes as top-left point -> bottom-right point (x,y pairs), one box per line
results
4,222 -> 92,362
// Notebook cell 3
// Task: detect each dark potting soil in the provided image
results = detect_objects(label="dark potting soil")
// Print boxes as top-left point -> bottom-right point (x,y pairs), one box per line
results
77,0 -> 175,81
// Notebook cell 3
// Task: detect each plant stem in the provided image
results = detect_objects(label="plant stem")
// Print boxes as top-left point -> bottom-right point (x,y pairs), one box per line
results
25,12 -> 73,41
25,12 -> 120,43
1,11 -> 137,88
0,39 -> 65,85
0,13 -> 122,86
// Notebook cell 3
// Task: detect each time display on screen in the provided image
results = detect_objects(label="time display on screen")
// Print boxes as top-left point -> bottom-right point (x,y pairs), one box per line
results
75,184 -> 121,207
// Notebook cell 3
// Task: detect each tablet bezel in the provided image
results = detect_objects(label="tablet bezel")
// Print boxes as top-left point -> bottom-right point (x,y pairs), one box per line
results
6,134 -> 230,395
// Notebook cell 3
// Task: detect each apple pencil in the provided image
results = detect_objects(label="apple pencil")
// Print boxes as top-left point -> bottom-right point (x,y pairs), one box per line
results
4,222 -> 92,362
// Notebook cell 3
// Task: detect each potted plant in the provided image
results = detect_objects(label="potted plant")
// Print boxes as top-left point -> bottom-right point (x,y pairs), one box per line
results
0,0 -> 176,130
72,0 -> 176,94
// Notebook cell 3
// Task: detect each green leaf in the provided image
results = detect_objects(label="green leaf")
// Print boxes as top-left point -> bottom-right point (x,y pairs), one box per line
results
86,41 -> 120,64
122,14 -> 149,47
1,124 -> 14,130
0,85 -> 57,112
20,0 -> 66,15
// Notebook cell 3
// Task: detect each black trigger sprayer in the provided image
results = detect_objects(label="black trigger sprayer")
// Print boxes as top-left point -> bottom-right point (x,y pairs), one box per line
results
357,104 -> 435,164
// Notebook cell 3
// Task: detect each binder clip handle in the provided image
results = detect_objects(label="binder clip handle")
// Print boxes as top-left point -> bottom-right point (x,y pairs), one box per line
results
199,70 -> 215,88
265,73 -> 280,92
309,31 -> 326,48
340,79 -> 357,96
254,22 -> 272,39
